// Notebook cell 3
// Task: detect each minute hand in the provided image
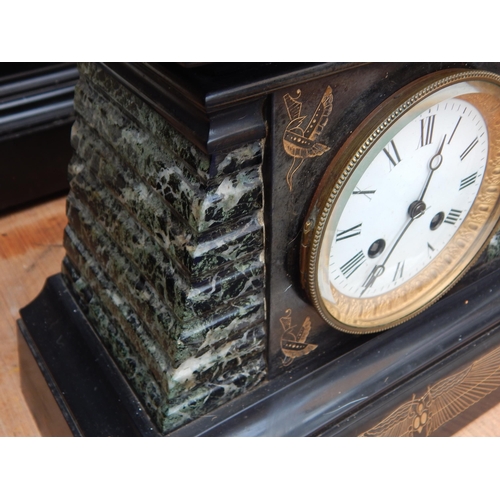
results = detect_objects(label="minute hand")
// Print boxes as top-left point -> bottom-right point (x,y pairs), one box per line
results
418,134 -> 447,202
360,136 -> 447,297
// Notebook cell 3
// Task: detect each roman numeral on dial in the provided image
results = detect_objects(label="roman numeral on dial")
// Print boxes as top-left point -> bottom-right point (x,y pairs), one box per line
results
447,117 -> 462,144
340,251 -> 366,279
383,140 -> 401,169
336,223 -> 362,241
419,115 -> 436,147
459,172 -> 478,190
460,137 -> 478,161
444,209 -> 462,225
427,242 -> 435,258
353,188 -> 376,199
393,261 -> 405,281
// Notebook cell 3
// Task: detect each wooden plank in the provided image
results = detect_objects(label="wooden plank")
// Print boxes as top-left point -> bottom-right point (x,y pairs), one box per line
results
0,196 -> 67,436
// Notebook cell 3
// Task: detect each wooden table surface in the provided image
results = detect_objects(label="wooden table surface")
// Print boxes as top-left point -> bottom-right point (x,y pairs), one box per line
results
0,196 -> 67,436
2,195 -> 500,437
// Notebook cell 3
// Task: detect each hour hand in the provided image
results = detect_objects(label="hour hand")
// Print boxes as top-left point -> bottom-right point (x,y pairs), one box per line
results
360,264 -> 385,297
419,135 -> 447,202
429,134 -> 447,171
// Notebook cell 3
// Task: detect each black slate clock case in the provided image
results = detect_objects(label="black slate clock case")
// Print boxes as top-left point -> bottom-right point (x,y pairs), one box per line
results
18,62 -> 500,436
266,62 -> 500,379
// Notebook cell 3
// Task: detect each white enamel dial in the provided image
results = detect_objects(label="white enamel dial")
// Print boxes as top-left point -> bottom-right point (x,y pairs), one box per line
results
329,98 -> 487,299
302,70 -> 500,333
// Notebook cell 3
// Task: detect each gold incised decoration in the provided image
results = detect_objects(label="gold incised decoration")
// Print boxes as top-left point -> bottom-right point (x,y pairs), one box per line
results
359,344 -> 500,437
301,70 -> 500,333
280,309 -> 317,366
282,86 -> 333,191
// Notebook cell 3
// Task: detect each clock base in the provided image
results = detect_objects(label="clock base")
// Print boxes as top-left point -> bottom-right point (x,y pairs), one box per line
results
18,269 -> 500,436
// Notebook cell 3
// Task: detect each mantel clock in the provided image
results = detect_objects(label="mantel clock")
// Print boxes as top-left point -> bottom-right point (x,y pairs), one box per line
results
18,62 -> 500,436
302,70 -> 500,333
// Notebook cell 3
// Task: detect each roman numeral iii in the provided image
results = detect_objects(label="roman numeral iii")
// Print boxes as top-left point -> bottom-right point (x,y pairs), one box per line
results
459,172 -> 478,190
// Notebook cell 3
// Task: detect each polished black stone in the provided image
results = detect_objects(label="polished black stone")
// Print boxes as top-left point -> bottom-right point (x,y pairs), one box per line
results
0,63 -> 78,211
19,275 -> 159,437
19,268 -> 500,436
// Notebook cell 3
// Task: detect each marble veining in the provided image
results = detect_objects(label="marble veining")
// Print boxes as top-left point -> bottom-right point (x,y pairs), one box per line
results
73,79 -> 263,233
66,180 -> 263,321
63,228 -> 265,397
62,255 -> 266,433
78,63 -> 211,180
486,230 -> 500,261
62,256 -> 167,415
61,63 -> 268,433
64,210 -> 265,367
70,119 -> 263,281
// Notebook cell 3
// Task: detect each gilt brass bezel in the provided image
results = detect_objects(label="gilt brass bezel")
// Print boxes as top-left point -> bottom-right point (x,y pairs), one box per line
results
301,70 -> 500,334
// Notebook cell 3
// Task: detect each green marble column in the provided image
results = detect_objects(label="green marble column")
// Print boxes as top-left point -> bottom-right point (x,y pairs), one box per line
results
61,63 -> 267,433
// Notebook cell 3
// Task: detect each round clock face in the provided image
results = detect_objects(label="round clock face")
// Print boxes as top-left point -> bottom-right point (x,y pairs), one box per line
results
301,70 -> 500,334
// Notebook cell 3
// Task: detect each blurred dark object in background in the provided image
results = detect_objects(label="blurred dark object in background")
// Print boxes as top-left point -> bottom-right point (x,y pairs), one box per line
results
0,63 -> 78,212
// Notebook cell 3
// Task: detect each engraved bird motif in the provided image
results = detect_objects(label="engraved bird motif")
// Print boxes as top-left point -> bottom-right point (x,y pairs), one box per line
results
280,310 -> 317,366
359,346 -> 500,437
283,86 -> 334,190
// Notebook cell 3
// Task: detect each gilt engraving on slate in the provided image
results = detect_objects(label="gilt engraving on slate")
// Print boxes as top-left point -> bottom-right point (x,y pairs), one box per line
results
282,86 -> 333,190
280,308 -> 317,366
359,345 -> 500,436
